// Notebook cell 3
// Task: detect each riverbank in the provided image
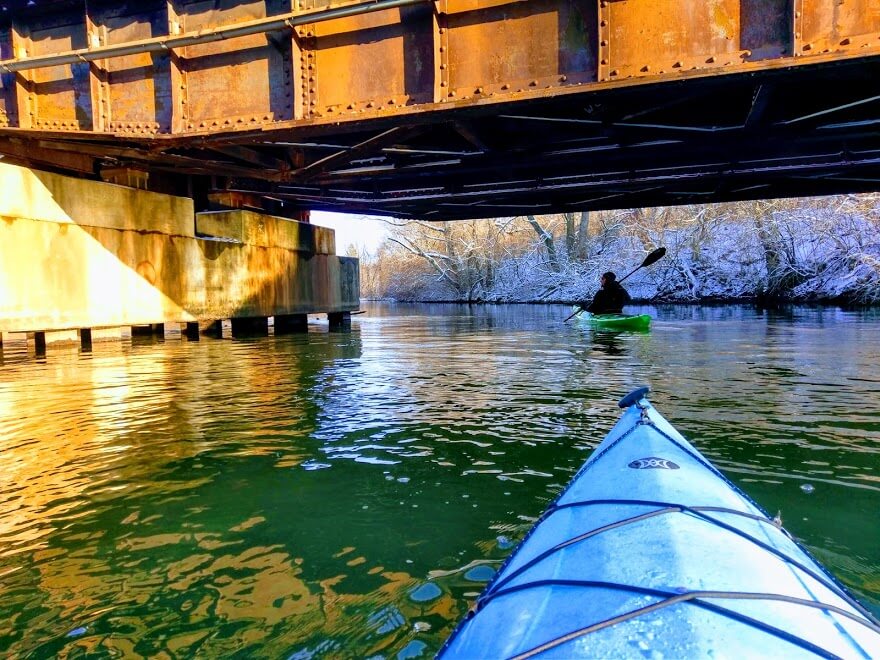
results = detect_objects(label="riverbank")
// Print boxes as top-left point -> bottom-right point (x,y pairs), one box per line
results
363,295 -> 880,308
358,197 -> 880,306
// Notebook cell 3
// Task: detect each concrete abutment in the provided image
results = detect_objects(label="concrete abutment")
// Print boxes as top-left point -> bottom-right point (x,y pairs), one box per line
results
0,163 -> 359,344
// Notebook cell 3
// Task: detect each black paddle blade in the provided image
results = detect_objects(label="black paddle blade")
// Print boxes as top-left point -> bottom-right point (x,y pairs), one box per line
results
641,247 -> 667,268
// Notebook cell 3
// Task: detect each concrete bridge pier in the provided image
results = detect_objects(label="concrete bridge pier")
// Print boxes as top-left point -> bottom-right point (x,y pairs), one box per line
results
0,163 -> 360,348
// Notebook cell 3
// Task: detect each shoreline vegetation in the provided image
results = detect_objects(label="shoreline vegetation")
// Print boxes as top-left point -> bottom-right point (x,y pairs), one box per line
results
353,195 -> 880,306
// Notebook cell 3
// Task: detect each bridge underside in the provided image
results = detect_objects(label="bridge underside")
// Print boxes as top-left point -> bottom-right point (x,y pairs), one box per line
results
2,0 -> 880,219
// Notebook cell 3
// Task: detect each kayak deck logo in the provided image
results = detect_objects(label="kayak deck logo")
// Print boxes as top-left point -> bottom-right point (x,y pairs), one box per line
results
628,457 -> 680,470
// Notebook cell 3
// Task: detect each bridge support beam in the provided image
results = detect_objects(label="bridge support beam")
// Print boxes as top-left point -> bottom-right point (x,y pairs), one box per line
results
0,162 -> 359,336
231,316 -> 270,337
274,314 -> 308,335
328,311 -> 352,331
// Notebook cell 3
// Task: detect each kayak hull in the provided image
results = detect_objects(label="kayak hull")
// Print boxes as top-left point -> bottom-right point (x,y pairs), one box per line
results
574,310 -> 652,330
440,392 -> 880,659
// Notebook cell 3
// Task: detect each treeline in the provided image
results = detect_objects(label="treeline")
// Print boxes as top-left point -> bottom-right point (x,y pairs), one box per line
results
355,195 -> 880,305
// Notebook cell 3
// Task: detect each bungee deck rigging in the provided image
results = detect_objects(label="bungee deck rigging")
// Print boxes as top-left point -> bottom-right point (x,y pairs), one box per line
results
440,388 -> 880,659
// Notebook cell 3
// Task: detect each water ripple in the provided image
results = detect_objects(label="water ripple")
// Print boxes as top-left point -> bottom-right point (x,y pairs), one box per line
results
0,303 -> 878,657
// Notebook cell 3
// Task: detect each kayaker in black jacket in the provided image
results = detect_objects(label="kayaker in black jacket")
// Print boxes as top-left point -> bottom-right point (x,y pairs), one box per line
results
584,271 -> 631,314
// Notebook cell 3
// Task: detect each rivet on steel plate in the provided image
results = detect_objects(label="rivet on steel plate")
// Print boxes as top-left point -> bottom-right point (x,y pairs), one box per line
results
475,87 -> 483,94
840,38 -> 850,45
560,75 -> 567,82
529,80 -> 537,86
673,61 -> 682,67
803,43 -> 812,51
610,70 -> 618,76
706,56 -> 716,63
600,40 -> 608,47
601,58 -> 608,65
501,83 -> 510,90
600,20 -> 607,27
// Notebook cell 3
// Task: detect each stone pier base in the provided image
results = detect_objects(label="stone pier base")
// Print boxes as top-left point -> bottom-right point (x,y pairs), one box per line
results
275,314 -> 309,335
328,312 -> 352,331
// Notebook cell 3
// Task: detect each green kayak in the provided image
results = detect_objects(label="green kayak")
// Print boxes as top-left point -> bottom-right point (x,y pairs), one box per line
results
573,309 -> 652,330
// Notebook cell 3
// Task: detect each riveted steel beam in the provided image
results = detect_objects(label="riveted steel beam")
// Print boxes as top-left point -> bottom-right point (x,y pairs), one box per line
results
0,0 -> 879,218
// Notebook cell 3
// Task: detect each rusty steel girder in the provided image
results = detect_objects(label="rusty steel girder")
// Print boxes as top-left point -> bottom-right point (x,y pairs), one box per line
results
1,0 -> 880,219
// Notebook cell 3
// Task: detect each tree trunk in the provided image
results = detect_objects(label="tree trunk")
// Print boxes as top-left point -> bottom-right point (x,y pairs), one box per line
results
565,213 -> 576,261
576,211 -> 590,261
526,215 -> 560,272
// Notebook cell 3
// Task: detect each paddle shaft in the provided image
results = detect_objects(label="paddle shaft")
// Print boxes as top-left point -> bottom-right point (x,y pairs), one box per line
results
619,247 -> 667,284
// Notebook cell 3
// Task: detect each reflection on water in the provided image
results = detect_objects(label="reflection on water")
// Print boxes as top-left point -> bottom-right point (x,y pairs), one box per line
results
1,303 -> 879,657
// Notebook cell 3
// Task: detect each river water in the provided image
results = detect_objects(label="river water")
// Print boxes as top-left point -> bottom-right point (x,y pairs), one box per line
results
1,303 -> 878,658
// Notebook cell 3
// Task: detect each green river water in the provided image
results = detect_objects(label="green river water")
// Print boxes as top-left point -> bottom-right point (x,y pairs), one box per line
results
0,303 -> 878,658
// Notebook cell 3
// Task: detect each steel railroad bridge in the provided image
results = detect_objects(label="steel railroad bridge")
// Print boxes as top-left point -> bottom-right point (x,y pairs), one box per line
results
1,0 -> 880,220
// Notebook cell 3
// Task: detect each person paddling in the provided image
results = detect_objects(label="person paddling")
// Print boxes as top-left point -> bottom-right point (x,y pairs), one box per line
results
564,248 -> 666,322
582,271 -> 631,314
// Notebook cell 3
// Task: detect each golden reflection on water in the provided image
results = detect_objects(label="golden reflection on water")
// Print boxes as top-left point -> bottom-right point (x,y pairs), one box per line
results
1,305 -> 879,657
0,329 -> 466,657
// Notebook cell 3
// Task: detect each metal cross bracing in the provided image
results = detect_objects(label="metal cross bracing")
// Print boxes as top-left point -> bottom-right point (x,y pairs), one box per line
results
1,0 -> 880,219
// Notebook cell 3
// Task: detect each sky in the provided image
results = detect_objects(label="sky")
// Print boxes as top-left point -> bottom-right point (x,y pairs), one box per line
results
310,211 -> 391,257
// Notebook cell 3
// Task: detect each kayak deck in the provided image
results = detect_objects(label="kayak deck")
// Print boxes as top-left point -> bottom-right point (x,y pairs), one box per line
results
440,389 -> 880,659
573,310 -> 652,330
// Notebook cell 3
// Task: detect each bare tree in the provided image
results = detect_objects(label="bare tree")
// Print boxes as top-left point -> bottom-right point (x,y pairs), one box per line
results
366,195 -> 880,303
526,215 -> 560,272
